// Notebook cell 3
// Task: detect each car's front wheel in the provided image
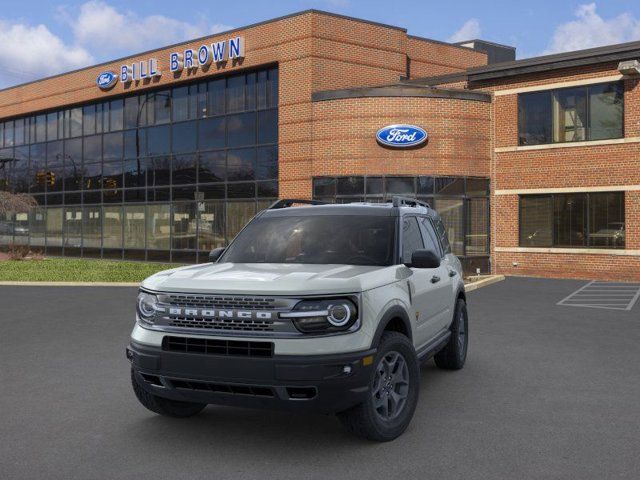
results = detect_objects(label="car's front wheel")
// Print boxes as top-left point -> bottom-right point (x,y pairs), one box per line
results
131,369 -> 206,418
337,332 -> 420,442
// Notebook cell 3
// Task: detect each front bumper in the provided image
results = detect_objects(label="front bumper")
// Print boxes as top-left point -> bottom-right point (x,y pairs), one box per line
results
127,340 -> 376,414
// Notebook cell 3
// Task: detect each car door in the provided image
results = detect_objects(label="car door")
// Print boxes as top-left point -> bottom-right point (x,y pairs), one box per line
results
419,216 -> 455,332
401,216 -> 446,347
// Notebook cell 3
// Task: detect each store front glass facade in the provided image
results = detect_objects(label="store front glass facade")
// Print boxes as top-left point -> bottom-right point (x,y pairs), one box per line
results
313,175 -> 490,273
0,66 -> 279,262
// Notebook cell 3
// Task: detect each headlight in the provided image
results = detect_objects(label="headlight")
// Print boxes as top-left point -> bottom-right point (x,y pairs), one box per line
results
280,298 -> 358,334
136,291 -> 159,324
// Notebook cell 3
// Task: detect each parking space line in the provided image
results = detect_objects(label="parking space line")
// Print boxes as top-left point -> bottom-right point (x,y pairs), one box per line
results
557,281 -> 640,311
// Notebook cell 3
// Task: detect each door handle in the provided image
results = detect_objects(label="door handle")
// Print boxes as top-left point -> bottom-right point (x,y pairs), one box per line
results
448,269 -> 457,277
430,275 -> 440,284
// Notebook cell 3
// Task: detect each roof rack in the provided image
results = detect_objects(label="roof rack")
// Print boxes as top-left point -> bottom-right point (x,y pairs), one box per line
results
391,196 -> 431,209
268,199 -> 329,209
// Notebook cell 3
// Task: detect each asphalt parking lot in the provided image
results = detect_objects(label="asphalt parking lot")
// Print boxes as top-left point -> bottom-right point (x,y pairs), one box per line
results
1,277 -> 640,480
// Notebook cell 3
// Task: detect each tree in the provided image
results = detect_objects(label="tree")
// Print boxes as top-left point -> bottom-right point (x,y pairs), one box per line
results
0,191 -> 37,216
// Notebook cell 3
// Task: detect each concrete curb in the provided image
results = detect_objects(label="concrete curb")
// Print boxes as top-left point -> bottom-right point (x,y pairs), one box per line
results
464,275 -> 505,292
0,281 -> 140,287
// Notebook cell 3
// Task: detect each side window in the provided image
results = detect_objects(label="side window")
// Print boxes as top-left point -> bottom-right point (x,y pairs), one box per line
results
419,217 -> 442,257
434,217 -> 452,255
402,217 -> 424,264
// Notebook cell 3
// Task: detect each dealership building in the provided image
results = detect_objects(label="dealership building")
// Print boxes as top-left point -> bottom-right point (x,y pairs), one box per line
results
0,10 -> 638,280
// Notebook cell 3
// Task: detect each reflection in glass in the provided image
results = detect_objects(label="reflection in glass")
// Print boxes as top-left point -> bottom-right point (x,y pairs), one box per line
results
147,204 -> 171,250
124,205 -> 145,249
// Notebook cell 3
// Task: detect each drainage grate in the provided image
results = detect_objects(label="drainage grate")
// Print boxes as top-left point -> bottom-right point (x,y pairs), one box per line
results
557,281 -> 640,311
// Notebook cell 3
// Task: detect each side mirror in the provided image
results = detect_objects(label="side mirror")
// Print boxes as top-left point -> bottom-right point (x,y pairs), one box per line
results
208,247 -> 226,263
407,249 -> 441,269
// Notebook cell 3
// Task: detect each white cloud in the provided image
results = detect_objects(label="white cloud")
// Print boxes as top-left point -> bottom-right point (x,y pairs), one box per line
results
544,3 -> 640,54
63,1 -> 233,58
448,19 -> 481,43
0,20 -> 93,87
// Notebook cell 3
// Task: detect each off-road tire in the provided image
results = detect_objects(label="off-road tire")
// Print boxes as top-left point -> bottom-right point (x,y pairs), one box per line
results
337,332 -> 420,442
434,298 -> 468,370
131,368 -> 206,418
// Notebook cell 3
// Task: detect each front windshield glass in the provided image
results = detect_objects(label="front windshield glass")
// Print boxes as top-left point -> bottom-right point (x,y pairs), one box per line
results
221,215 -> 396,266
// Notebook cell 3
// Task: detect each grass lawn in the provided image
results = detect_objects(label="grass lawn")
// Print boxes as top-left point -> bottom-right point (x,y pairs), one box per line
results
0,258 -> 180,283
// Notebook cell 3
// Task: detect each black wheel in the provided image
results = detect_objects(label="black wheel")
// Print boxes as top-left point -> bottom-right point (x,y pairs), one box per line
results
434,298 -> 468,370
337,332 -> 420,442
131,369 -> 206,418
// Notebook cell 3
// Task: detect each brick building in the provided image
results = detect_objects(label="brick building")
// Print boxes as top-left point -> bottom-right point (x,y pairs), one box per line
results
0,10 -> 637,281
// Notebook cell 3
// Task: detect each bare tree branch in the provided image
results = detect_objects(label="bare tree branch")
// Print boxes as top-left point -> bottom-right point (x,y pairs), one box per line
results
0,192 -> 38,216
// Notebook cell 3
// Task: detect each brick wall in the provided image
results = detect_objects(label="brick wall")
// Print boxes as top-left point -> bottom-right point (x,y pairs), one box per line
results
406,37 -> 487,79
477,63 -> 640,281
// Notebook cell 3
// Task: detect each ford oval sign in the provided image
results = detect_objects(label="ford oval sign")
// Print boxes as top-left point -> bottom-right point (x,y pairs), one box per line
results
376,124 -> 427,148
96,71 -> 118,90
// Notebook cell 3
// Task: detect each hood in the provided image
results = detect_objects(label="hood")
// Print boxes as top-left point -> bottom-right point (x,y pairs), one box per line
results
141,262 -> 407,295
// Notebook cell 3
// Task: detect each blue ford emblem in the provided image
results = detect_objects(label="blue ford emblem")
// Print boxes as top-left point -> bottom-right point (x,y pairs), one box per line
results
96,71 -> 118,90
376,124 -> 427,148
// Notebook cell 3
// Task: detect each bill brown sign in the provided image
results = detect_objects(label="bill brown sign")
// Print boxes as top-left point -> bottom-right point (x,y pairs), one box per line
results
98,37 -> 245,89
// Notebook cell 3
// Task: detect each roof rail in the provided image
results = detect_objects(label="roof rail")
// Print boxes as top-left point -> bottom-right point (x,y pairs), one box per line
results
391,196 -> 431,209
268,199 -> 329,209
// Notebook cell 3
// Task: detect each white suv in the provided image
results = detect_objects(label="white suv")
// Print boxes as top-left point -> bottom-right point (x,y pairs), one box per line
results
127,197 -> 468,441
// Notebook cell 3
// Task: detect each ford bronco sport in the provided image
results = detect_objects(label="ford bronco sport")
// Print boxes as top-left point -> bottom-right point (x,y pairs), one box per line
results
127,197 -> 468,441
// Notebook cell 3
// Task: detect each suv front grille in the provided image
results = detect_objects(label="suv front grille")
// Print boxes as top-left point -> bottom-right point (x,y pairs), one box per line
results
165,294 -> 277,310
168,316 -> 275,332
162,336 -> 274,357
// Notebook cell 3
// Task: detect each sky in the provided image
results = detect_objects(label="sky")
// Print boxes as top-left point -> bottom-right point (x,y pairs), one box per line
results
1,0 -> 640,88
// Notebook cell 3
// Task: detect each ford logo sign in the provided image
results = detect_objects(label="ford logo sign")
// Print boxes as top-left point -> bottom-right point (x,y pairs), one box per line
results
96,71 -> 118,90
376,124 -> 427,148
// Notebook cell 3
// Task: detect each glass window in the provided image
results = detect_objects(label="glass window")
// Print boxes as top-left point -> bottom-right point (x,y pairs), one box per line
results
417,176 -> 434,195
29,207 -> 46,247
222,214 -> 396,265
466,178 -> 490,196
82,206 -> 101,248
123,158 -> 146,188
227,75 -> 245,113
110,99 -> 123,131
4,121 -> 14,147
172,153 -> 197,185
227,112 -> 256,147
172,121 -> 197,153
434,199 -> 463,255
257,109 -> 277,144
35,115 -> 47,143
267,68 -> 278,108
172,86 -> 189,122
435,177 -> 464,195
83,105 -> 96,136
103,206 -> 123,248
95,103 -> 105,134
466,198 -> 488,255
246,72 -> 256,110
337,177 -> 364,196
387,177 -> 414,195
589,83 -> 623,141
588,192 -> 625,248
226,201 -> 256,241
83,161 -> 101,190
69,108 -> 83,137
102,160 -> 123,190
208,79 -> 225,116
154,91 -> 171,124
519,82 -> 623,145
172,202 -> 197,250
198,117 -> 225,150
63,207 -> 82,248
124,96 -> 139,129
519,193 -> 624,249
256,146 -> 277,181
401,217 -> 424,264
147,204 -> 171,250
554,194 -> 587,247
124,205 -> 145,249
227,148 -> 255,181
103,132 -> 123,160
14,118 -> 25,146
553,87 -> 587,143
198,201 -> 225,251
198,151 -> 225,183
419,217 -> 442,257
147,125 -> 170,155
366,177 -> 383,196
313,178 -> 336,197
518,91 -> 552,145
45,207 -> 63,247
83,135 -> 101,163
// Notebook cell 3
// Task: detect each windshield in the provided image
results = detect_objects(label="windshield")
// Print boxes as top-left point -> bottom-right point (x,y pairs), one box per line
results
221,215 -> 396,266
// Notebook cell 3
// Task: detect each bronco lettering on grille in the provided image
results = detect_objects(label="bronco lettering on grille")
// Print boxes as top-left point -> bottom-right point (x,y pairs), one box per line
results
167,308 -> 273,320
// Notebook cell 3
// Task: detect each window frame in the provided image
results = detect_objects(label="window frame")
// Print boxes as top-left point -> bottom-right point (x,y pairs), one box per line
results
518,81 -> 624,146
519,192 -> 625,249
